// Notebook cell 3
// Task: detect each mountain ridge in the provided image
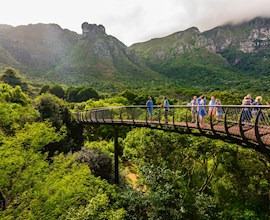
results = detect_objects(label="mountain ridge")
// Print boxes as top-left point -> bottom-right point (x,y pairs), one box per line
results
0,22 -> 165,91
129,16 -> 270,92
0,17 -> 270,93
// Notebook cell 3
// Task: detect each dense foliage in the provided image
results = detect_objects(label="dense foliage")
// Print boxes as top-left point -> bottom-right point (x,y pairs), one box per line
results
1,78 -> 270,219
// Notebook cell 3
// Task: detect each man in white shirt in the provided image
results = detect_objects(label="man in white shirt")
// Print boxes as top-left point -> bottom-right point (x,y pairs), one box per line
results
163,96 -> 169,123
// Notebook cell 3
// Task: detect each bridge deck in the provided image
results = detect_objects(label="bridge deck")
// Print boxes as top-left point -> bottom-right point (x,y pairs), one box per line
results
75,105 -> 270,155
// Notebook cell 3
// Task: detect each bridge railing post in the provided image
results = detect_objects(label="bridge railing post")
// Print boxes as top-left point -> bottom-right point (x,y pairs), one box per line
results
90,110 -> 95,122
158,107 -> 162,124
83,110 -> 87,122
110,108 -> 114,124
102,109 -> 106,123
85,110 -> 89,122
132,107 -> 135,124
185,107 -> 191,131
254,107 -> 270,147
74,111 -> 79,122
239,107 -> 254,143
78,111 -> 81,122
172,107 -> 175,126
145,106 -> 149,124
81,111 -> 86,122
120,108 -> 123,123
254,108 -> 264,146
224,107 -> 231,138
94,109 -> 98,122
210,109 -> 215,133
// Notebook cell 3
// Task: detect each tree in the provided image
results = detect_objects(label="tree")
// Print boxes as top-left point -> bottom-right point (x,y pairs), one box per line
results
0,83 -> 37,133
133,94 -> 149,105
117,90 -> 137,104
65,194 -> 125,220
76,87 -> 99,102
0,152 -> 125,219
49,85 -> 65,99
77,148 -> 113,182
39,84 -> 50,94
66,86 -> 99,102
39,84 -> 65,99
35,93 -> 67,129
122,127 -> 270,218
0,67 -> 27,91
0,83 -> 30,106
0,122 -> 64,212
35,93 -> 83,154
66,86 -> 82,102
210,90 -> 242,105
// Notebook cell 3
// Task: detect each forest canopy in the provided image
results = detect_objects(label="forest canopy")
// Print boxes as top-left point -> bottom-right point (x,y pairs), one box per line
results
1,67 -> 270,219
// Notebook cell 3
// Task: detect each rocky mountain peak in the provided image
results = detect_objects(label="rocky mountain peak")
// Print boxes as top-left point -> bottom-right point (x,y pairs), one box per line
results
81,22 -> 106,38
186,27 -> 200,34
174,27 -> 200,38
248,17 -> 270,27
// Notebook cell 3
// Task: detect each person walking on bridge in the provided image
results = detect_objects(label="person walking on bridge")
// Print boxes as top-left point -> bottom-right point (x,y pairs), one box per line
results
215,99 -> 223,121
208,96 -> 216,123
146,96 -> 153,122
242,95 -> 252,127
198,94 -> 207,126
190,96 -> 198,123
162,96 -> 169,124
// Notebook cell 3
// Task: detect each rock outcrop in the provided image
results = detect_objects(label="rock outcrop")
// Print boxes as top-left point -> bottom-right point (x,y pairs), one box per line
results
203,17 -> 270,53
81,22 -> 106,38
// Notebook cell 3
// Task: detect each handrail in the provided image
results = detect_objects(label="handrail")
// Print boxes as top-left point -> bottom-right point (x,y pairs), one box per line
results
74,105 -> 270,154
89,105 -> 270,109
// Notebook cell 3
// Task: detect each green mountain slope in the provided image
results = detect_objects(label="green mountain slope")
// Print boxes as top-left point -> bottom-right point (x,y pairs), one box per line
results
203,17 -> 270,77
130,27 -> 241,91
0,23 -> 79,75
0,45 -> 21,69
0,23 -> 164,91
130,17 -> 270,92
46,23 -> 163,90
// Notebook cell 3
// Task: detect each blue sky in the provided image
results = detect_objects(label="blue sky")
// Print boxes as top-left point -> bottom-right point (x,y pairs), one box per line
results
1,0 -> 270,46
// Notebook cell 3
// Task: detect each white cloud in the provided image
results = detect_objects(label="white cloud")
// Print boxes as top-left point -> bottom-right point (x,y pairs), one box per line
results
0,0 -> 270,46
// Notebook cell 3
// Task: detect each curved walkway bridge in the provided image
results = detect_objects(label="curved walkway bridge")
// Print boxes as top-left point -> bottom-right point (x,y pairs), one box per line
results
75,105 -> 270,153
75,105 -> 270,183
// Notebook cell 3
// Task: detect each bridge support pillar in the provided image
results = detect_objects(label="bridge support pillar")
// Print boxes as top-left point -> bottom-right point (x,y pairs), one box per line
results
114,126 -> 119,184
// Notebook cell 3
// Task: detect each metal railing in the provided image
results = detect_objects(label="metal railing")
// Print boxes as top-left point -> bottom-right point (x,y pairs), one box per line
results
74,105 -> 270,152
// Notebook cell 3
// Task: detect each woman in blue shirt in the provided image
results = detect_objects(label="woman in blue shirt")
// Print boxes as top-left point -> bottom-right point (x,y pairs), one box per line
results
146,96 -> 154,122
198,95 -> 207,126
